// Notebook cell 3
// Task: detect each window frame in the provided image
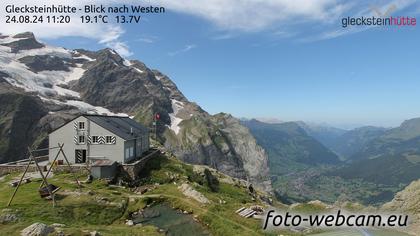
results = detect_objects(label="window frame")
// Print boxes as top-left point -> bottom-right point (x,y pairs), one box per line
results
78,135 -> 85,144
125,148 -> 130,159
105,136 -> 113,144
92,136 -> 99,144
129,147 -> 134,157
78,121 -> 85,130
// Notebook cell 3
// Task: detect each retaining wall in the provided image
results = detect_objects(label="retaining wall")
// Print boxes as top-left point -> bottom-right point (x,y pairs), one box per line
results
122,150 -> 159,180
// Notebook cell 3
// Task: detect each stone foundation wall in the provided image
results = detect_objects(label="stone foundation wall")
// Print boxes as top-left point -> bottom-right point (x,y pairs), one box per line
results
1,156 -> 49,165
0,156 -> 50,176
122,150 -> 159,180
0,165 -> 44,177
0,150 -> 159,180
53,165 -> 89,175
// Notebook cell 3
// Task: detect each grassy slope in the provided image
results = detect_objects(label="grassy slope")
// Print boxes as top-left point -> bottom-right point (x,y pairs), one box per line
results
0,154 -> 294,236
0,154 -> 411,236
0,172 -> 160,235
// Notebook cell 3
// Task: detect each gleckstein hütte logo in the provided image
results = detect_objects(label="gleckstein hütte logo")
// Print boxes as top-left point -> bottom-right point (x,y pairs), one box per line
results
342,4 -> 416,28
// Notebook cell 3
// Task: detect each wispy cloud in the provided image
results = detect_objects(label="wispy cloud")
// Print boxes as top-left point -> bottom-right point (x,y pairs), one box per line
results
106,41 -> 133,57
0,0 -> 132,57
0,0 -> 419,53
212,33 -> 236,40
97,26 -> 132,57
272,30 -> 297,38
150,0 -> 419,41
150,0 -> 346,32
135,35 -> 159,44
137,38 -> 155,43
168,44 -> 197,56
300,26 -> 369,42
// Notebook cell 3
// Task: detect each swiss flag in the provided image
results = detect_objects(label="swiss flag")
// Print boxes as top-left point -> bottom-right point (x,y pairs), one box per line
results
155,113 -> 160,120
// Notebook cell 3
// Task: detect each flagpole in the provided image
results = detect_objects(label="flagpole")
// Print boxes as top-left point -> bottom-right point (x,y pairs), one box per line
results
154,113 -> 159,141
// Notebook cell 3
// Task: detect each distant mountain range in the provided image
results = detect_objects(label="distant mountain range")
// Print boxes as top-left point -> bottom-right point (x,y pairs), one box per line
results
243,119 -> 340,173
244,118 -> 420,204
297,121 -> 347,155
331,118 -> 420,186
300,122 -> 388,161
242,119 -> 342,203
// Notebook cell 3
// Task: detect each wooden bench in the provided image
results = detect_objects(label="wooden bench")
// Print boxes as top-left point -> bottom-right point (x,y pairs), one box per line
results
236,207 -> 257,218
9,178 -> 31,187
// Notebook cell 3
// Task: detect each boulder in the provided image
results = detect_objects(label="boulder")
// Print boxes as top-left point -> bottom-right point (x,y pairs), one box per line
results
126,220 -> 134,226
178,183 -> 210,204
21,223 -> 54,236
141,209 -> 160,219
0,213 -> 18,223
90,231 -> 101,236
50,223 -> 65,228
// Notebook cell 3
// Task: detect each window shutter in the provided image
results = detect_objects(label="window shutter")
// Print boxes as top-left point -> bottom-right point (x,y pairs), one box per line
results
74,136 -> 78,144
87,136 -> 92,144
98,136 -> 105,144
74,121 -> 78,130
111,136 -> 116,144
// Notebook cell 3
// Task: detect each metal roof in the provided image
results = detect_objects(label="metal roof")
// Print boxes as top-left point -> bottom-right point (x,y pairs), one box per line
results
92,159 -> 116,167
84,115 -> 149,140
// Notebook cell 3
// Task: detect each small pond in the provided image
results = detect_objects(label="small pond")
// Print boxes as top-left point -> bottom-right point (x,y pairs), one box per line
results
132,203 -> 210,236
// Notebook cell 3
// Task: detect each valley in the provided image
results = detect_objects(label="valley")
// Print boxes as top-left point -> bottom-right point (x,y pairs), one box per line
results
245,118 -> 420,206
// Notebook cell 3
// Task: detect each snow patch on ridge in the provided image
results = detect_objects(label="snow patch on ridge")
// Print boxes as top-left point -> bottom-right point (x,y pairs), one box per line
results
124,59 -> 144,74
65,100 -> 128,116
52,85 -> 80,98
168,99 -> 184,135
1,35 -> 129,118
16,46 -> 70,59
39,96 -> 128,117
133,68 -> 144,74
0,35 -> 30,44
73,54 -> 95,62
0,43 -> 84,98
123,59 -> 132,66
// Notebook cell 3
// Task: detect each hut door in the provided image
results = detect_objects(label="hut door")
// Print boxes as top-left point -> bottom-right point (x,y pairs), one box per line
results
75,149 -> 86,163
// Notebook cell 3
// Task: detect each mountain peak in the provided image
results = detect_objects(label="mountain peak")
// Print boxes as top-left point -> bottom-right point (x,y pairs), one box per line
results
12,32 -> 35,39
95,48 -> 125,65
255,117 -> 283,124
0,31 -> 44,53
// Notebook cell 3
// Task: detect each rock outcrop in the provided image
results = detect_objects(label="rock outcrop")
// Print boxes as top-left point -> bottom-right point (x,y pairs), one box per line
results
382,179 -> 420,235
178,183 -> 210,204
21,222 -> 54,236
0,87 -> 48,162
1,32 -> 44,53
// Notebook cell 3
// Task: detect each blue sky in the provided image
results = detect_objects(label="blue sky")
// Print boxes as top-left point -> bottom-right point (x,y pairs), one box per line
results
2,0 -> 420,128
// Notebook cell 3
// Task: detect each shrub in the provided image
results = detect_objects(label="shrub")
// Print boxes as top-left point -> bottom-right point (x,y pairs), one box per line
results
187,171 -> 205,185
204,169 -> 219,192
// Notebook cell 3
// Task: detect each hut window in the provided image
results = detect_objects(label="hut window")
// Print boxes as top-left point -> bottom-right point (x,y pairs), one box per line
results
106,136 -> 113,144
78,135 -> 85,144
78,121 -> 85,130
